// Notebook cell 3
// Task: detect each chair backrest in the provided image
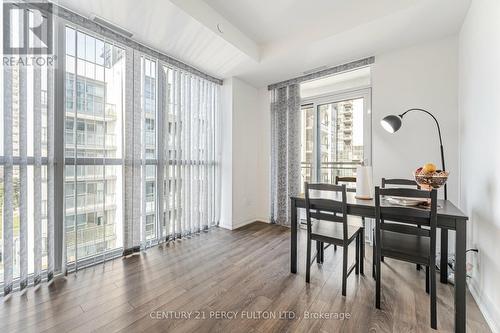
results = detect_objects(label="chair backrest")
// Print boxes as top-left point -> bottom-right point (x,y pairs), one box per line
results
381,178 -> 420,189
374,187 -> 437,258
305,183 -> 348,241
335,176 -> 356,192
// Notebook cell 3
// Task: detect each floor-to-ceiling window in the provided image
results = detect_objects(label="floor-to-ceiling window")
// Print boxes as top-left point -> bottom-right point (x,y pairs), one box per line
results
1,5 -> 221,295
64,27 -> 125,267
1,5 -> 51,293
141,57 -> 157,243
162,66 -> 219,238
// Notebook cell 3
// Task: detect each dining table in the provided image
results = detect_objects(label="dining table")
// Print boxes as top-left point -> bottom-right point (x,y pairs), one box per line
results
289,192 -> 469,333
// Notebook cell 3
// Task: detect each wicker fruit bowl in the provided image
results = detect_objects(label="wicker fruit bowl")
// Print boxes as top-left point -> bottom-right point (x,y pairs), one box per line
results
414,166 -> 449,189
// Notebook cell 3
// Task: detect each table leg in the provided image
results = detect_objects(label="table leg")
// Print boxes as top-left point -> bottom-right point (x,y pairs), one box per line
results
455,220 -> 466,333
441,228 -> 449,283
316,241 -> 321,263
291,198 -> 298,274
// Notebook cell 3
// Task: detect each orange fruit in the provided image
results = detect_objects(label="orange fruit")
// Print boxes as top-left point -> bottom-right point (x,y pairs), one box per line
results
422,163 -> 437,174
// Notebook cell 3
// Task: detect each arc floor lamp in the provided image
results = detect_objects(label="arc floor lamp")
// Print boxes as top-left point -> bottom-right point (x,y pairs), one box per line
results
380,108 -> 447,200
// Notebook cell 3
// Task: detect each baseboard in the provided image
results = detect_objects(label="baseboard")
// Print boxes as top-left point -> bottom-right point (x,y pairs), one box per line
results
219,218 -> 267,230
254,217 -> 270,224
232,219 -> 262,230
468,279 -> 500,333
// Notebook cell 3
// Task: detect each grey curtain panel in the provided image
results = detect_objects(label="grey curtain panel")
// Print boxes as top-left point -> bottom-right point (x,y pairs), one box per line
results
270,84 -> 301,225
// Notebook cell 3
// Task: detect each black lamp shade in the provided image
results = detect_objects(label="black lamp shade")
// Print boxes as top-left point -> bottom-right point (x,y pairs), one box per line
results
381,115 -> 402,133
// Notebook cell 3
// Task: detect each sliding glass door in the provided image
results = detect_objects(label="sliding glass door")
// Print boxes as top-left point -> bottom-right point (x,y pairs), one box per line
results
300,89 -> 371,190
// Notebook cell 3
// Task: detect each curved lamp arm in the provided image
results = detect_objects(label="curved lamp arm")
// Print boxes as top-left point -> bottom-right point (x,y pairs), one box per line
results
399,108 -> 444,148
399,108 -> 447,199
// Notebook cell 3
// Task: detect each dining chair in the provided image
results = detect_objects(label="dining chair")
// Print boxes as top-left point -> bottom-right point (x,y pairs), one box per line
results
380,177 -> 423,271
374,186 -> 438,329
381,178 -> 420,189
335,176 -> 357,192
305,183 -> 364,296
334,176 -> 365,256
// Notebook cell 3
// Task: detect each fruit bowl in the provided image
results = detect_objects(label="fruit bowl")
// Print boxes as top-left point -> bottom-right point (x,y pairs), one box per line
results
414,170 -> 449,189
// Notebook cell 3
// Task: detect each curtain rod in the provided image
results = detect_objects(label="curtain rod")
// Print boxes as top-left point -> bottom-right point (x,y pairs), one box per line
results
37,2 -> 224,85
267,56 -> 375,90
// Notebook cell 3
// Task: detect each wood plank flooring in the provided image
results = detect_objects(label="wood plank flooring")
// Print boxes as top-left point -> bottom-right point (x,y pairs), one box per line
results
0,222 -> 491,333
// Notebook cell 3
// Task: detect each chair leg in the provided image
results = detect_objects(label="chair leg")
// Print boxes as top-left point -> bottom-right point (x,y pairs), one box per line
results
430,262 -> 437,329
334,244 -> 337,251
425,266 -> 430,294
320,242 -> 324,263
360,228 -> 365,275
306,236 -> 312,283
316,241 -> 321,264
375,247 -> 381,309
342,245 -> 348,296
361,217 -> 366,262
417,226 -> 422,271
355,236 -> 360,275
372,230 -> 376,279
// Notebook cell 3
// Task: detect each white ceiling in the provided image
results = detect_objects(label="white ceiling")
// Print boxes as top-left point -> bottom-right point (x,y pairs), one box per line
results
53,0 -> 248,79
53,0 -> 471,88
204,0 -> 420,46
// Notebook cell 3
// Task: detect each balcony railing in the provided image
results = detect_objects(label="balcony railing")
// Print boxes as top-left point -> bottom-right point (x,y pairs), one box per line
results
300,161 -> 362,184
65,131 -> 117,149
66,102 -> 117,119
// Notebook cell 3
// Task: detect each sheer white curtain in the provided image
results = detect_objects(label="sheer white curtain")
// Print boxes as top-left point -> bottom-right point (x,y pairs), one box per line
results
1,6 -> 221,297
1,11 -> 55,295
160,66 -> 220,241
121,58 -> 221,254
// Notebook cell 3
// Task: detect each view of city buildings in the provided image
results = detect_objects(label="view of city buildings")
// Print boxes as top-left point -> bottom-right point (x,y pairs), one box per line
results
0,60 -> 49,281
142,57 -> 157,241
300,98 -> 365,191
64,27 -> 124,262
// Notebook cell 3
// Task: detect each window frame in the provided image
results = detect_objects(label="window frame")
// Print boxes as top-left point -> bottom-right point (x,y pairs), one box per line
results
300,87 -> 372,183
60,22 -> 127,269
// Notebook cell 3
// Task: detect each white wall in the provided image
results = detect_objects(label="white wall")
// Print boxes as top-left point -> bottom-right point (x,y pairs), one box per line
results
256,87 -> 271,221
220,77 -> 269,229
372,36 -> 460,254
220,79 -> 233,230
459,0 -> 500,331
372,36 -> 459,202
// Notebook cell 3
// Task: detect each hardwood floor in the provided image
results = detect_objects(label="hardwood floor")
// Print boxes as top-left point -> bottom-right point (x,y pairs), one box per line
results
0,222 -> 490,333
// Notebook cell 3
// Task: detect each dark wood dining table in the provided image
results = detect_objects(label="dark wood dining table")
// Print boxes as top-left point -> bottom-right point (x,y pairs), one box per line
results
290,192 -> 469,333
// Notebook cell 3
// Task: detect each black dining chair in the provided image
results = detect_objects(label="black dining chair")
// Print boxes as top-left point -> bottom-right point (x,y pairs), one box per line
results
381,178 -> 420,189
374,186 -> 438,329
305,183 -> 364,296
335,176 -> 357,192
334,176 -> 365,256
380,178 -> 423,271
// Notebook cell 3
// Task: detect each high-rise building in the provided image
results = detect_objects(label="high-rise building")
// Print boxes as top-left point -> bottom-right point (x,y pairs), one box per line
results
300,99 -> 364,187
64,28 -> 125,262
64,73 -> 119,261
